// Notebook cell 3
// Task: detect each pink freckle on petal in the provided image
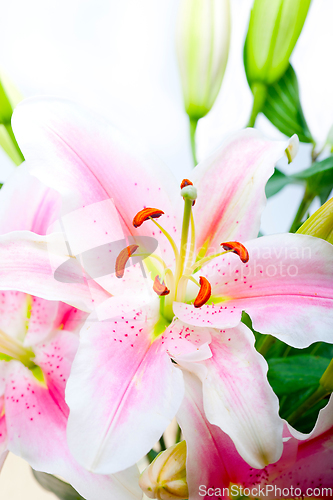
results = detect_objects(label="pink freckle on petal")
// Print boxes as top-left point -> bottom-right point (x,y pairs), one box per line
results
249,285 -> 253,288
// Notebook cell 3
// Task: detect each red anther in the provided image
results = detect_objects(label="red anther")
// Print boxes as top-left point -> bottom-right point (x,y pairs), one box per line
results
115,245 -> 139,278
180,179 -> 193,189
133,208 -> 164,228
194,276 -> 212,308
221,241 -> 249,263
153,275 -> 170,296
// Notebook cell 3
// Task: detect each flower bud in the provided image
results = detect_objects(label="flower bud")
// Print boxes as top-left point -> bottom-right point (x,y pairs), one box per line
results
296,197 -> 333,244
139,441 -> 188,500
176,0 -> 230,121
244,0 -> 311,87
0,70 -> 22,125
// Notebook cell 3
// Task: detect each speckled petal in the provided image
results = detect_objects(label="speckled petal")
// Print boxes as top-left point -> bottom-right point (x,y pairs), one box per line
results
66,309 -> 184,474
4,353 -> 141,499
197,234 -> 333,347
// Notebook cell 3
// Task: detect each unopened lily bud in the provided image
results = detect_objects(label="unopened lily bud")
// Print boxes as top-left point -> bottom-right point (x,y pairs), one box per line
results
245,0 -> 311,87
139,441 -> 188,500
0,70 -> 22,125
297,197 -> 333,245
176,0 -> 231,121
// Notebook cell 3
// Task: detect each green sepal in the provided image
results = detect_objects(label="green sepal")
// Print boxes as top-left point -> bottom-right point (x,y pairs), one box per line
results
32,469 -> 86,500
262,64 -> 313,143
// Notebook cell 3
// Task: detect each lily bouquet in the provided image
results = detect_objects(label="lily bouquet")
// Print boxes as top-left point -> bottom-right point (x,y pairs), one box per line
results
0,0 -> 333,499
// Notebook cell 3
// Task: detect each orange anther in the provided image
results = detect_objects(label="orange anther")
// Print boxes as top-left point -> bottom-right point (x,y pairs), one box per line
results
194,276 -> 212,308
133,208 -> 164,228
115,245 -> 139,278
221,241 -> 249,263
153,276 -> 170,296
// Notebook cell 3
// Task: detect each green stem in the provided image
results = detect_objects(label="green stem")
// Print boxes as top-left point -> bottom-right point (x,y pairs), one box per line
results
287,385 -> 329,427
257,334 -> 276,357
289,185 -> 315,233
247,82 -> 268,128
189,118 -> 198,167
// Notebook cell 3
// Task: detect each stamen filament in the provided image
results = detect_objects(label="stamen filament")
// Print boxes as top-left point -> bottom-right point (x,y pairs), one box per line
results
0,330 -> 35,368
135,252 -> 168,270
149,217 -> 180,262
182,275 -> 200,288
188,249 -> 233,274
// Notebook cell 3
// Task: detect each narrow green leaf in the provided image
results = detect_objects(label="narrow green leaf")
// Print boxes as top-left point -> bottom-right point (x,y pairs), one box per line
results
268,355 -> 330,396
32,469 -> 86,500
262,64 -> 313,143
293,156 -> 333,180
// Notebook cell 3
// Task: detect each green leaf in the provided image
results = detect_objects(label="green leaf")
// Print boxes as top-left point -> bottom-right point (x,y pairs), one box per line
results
293,156 -> 333,200
262,64 -> 313,143
267,355 -> 330,396
32,470 -> 86,500
265,168 -> 293,198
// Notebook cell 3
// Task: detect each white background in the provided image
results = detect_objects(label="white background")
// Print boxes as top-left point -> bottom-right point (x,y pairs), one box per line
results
0,0 -> 332,497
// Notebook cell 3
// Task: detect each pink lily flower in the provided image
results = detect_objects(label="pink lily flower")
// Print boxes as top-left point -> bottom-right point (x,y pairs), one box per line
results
177,370 -> 333,499
0,98 -> 332,476
0,167 -> 142,499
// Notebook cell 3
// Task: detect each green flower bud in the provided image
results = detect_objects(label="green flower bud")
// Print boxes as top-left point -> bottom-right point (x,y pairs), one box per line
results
245,0 -> 311,87
139,441 -> 188,500
296,197 -> 333,244
0,70 -> 24,165
176,0 -> 231,121
0,70 -> 22,125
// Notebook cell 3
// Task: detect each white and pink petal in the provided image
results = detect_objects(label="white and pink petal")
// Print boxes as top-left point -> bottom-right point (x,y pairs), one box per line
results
66,310 -> 184,474
12,97 -> 180,267
4,361 -> 141,499
190,129 -> 298,252
0,231 -> 111,313
176,324 -> 284,469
